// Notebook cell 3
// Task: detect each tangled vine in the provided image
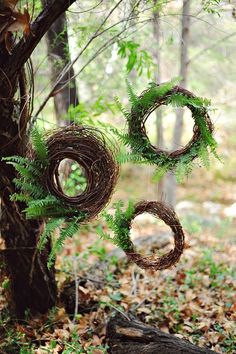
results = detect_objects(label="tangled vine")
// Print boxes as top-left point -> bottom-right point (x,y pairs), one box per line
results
99,200 -> 185,270
43,125 -> 119,220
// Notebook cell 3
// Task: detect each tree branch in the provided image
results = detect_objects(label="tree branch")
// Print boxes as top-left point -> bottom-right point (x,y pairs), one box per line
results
188,31 -> 236,64
34,18 -> 149,119
34,0 -> 147,117
1,0 -> 77,78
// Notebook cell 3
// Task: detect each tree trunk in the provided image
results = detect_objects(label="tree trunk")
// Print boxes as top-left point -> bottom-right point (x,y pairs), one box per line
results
0,0 -> 77,318
166,0 -> 191,207
106,313 -> 217,354
152,3 -> 165,201
173,0 -> 190,147
0,70 -> 57,318
42,0 -> 79,125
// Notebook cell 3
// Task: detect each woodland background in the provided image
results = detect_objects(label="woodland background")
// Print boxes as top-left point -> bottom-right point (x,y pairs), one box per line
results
0,0 -> 236,353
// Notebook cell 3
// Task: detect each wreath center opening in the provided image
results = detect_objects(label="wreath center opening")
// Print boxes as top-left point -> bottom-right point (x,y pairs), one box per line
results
144,105 -> 194,152
56,158 -> 87,198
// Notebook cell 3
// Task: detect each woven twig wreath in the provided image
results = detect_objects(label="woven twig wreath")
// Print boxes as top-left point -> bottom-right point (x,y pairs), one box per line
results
43,125 -> 119,220
120,201 -> 185,270
128,84 -> 214,167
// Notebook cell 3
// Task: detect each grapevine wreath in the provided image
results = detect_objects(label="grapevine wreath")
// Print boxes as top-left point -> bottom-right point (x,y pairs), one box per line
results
101,200 -> 185,270
42,125 -> 119,220
116,81 -> 217,180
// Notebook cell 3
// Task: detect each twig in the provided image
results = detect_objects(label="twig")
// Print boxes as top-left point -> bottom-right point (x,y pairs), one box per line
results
131,266 -> 140,297
73,257 -> 79,324
34,0 -> 125,116
38,18 -> 150,107
34,0 -> 151,117
108,303 -> 131,321
188,31 -> 236,64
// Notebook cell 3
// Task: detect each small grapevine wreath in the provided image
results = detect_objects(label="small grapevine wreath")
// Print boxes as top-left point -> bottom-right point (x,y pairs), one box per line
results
43,125 -> 119,220
100,200 -> 185,270
115,80 -> 218,180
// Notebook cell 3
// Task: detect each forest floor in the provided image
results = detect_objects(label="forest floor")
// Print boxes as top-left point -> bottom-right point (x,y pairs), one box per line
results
0,167 -> 236,353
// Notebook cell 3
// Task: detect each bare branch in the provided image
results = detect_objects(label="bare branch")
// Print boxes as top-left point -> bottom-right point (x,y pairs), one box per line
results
188,31 -> 236,64
55,0 -> 125,90
0,0 -> 77,78
34,0 -> 148,117
33,18 -> 149,120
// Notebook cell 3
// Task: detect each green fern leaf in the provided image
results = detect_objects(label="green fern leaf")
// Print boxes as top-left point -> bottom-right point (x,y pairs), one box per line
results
10,192 -> 30,203
114,96 -> 130,120
6,162 -> 35,180
126,79 -> 139,106
14,178 -> 45,199
31,127 -> 48,162
152,166 -> 169,182
47,217 -> 81,268
38,218 -> 63,251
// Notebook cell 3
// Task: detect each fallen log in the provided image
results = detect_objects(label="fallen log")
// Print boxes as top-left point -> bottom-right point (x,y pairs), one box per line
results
106,313 -> 217,354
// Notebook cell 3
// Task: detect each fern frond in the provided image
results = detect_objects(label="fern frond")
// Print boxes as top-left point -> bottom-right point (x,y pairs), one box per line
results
126,79 -> 138,106
13,178 -> 45,199
152,166 -> 169,182
38,218 -> 63,251
24,196 -> 58,218
6,162 -> 35,180
139,78 -> 179,110
124,200 -> 135,219
198,143 -> 210,169
27,195 -> 59,208
10,192 -> 30,203
2,156 -> 31,166
96,225 -> 112,242
47,217 -> 81,268
175,160 -> 194,183
103,213 -> 115,229
24,200 -> 76,219
116,151 -> 148,164
31,127 -> 48,162
101,201 -> 134,251
194,115 -> 217,150
110,127 -> 130,145
114,96 -> 130,120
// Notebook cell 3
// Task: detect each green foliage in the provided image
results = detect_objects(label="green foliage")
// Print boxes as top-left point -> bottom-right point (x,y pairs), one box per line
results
67,96 -> 117,125
98,201 -> 135,251
31,127 -> 48,163
47,216 -> 81,268
37,218 -> 63,252
61,330 -> 109,353
113,79 -> 219,182
202,0 -> 221,15
117,40 -> 155,78
126,79 -> 139,106
0,309 -> 109,353
151,0 -> 169,13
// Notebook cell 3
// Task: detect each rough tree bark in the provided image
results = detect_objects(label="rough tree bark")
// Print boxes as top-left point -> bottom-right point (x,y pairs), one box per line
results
166,0 -> 191,207
0,0 -> 76,317
106,313 -> 217,354
41,0 -> 79,125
